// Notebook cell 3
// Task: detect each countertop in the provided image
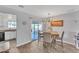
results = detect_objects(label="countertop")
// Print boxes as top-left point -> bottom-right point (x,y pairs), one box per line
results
0,29 -> 16,32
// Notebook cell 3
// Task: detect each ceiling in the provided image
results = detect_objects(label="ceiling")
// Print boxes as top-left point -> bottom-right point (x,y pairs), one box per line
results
3,5 -> 79,18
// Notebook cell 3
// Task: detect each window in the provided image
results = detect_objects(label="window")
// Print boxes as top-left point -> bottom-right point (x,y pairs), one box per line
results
8,20 -> 16,28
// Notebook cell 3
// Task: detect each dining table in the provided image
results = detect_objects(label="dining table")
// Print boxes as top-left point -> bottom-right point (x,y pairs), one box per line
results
43,31 -> 59,47
51,32 -> 59,47
43,31 -> 59,38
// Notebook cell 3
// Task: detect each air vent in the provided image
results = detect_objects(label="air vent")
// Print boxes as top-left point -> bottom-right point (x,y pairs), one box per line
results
18,5 -> 24,8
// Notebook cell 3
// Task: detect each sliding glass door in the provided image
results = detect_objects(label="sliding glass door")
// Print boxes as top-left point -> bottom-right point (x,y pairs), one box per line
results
32,23 -> 42,41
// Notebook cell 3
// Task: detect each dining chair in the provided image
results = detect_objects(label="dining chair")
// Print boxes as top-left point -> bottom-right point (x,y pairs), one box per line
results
38,31 -> 44,43
57,31 -> 64,47
43,32 -> 52,48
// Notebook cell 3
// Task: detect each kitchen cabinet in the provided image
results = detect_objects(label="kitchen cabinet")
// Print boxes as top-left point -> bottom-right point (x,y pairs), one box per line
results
0,29 -> 16,42
5,31 -> 16,40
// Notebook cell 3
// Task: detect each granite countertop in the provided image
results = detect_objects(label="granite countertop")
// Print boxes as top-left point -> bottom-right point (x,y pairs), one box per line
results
0,29 -> 16,32
0,27 -> 16,32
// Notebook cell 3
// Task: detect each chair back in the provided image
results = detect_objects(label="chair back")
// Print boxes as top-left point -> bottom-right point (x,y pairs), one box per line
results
61,31 -> 64,40
43,33 -> 52,43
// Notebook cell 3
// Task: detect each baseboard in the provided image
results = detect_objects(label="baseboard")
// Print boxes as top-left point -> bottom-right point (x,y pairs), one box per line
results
56,40 -> 75,46
63,41 -> 75,46
16,40 -> 32,47
16,39 -> 38,47
16,39 -> 75,48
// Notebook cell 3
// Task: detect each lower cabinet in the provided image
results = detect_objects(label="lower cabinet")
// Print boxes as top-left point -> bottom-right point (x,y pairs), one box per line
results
5,31 -> 16,40
0,31 -> 16,41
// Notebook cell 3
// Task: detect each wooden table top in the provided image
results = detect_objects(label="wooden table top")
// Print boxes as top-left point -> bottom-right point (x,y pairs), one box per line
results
43,31 -> 59,35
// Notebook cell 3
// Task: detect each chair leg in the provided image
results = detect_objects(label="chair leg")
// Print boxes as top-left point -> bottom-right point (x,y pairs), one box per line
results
50,39 -> 56,49
38,36 -> 40,43
43,41 -> 47,48
38,36 -> 41,44
38,39 -> 40,43
54,39 -> 56,48
61,40 -> 63,48
50,40 -> 53,47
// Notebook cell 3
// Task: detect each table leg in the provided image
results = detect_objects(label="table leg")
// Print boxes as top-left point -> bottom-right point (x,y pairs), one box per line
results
51,36 -> 56,49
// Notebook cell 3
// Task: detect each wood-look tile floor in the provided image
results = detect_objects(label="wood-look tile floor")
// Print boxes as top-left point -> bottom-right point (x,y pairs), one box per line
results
9,39 -> 79,53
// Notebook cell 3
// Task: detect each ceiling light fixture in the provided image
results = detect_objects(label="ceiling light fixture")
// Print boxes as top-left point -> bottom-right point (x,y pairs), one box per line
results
18,5 -> 24,8
48,13 -> 51,15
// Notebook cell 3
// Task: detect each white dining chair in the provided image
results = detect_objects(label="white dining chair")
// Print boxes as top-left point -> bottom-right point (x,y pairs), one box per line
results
43,33 -> 52,48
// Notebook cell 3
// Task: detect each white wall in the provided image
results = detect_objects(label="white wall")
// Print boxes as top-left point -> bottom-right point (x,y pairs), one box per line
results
53,11 -> 79,45
17,13 -> 32,46
0,6 -> 32,46
73,11 -> 79,32
0,15 -> 4,27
